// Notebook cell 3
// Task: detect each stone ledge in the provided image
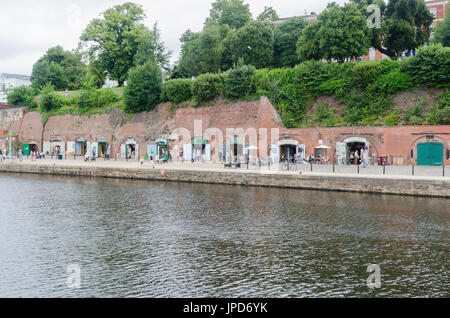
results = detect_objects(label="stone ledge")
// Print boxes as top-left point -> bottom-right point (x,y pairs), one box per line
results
0,163 -> 449,198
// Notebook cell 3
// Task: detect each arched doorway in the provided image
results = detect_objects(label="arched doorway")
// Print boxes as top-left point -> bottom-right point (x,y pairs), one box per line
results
271,140 -> 305,163
120,138 -> 139,160
336,137 -> 370,165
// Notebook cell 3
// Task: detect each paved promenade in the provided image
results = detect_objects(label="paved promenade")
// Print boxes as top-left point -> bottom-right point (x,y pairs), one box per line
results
1,157 -> 449,181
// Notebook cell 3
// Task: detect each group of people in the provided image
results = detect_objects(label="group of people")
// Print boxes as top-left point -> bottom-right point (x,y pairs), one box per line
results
350,146 -> 370,168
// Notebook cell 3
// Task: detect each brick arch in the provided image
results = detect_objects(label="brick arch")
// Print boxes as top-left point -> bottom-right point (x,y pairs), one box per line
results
335,135 -> 381,156
115,136 -> 141,157
408,135 -> 450,164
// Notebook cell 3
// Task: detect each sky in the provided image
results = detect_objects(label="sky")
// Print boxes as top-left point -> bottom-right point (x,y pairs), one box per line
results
0,0 -> 348,76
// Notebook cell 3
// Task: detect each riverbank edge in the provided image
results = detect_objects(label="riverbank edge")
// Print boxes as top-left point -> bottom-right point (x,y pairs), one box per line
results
0,163 -> 449,198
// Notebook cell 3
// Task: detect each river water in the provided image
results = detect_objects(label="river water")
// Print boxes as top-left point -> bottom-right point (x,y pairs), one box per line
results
0,173 -> 448,298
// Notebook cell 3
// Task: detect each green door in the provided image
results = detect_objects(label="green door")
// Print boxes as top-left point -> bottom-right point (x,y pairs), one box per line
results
22,144 -> 30,156
417,142 -> 444,166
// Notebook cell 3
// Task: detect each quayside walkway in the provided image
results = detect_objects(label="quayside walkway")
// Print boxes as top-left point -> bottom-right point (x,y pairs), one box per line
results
0,158 -> 449,198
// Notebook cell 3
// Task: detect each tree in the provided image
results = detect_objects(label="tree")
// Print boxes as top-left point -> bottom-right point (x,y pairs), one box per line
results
134,23 -> 172,72
124,61 -> 162,113
257,6 -> 279,22
197,25 -> 224,73
353,0 -> 434,60
296,22 -> 322,62
274,17 -> 309,67
224,20 -> 275,68
297,3 -> 370,63
171,30 -> 202,78
30,46 -> 86,90
205,0 -> 252,29
81,2 -> 167,86
6,86 -> 37,108
434,1 -> 450,47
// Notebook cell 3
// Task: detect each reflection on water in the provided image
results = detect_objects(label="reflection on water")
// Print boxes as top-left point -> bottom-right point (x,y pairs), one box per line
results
0,173 -> 448,298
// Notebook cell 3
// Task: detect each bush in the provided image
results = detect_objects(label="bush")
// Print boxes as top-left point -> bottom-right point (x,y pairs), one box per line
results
163,79 -> 193,104
192,73 -> 224,102
124,62 -> 162,113
78,86 -> 118,109
315,103 -> 337,126
6,86 -> 38,108
379,59 -> 400,73
427,89 -> 450,124
406,44 -> 450,88
373,71 -> 413,94
385,114 -> 399,126
345,93 -> 367,124
353,61 -> 383,88
40,93 -> 64,112
225,65 -> 257,99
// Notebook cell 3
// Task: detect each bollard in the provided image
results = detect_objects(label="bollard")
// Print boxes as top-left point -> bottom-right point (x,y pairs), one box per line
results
287,162 -> 290,171
357,165 -> 360,174
444,164 -> 445,177
333,164 -> 335,173
412,165 -> 415,176
268,160 -> 271,171
310,162 -> 313,172
383,164 -> 386,175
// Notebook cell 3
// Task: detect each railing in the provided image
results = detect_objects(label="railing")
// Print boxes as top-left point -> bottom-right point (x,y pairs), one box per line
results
1,155 -> 448,178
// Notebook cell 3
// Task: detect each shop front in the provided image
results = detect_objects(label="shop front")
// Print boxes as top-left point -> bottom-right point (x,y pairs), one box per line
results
183,138 -> 210,162
97,139 -> 108,158
75,139 -> 88,157
121,138 -> 139,160
43,138 -> 65,157
336,137 -> 370,165
270,140 -> 305,163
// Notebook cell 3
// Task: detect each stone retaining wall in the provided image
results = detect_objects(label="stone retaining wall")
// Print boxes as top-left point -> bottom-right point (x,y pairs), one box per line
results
1,164 -> 448,198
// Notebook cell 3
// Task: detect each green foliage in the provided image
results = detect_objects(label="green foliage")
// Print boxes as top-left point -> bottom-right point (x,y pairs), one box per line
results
405,105 -> 424,125
373,71 -> 412,93
6,86 -> 38,108
385,113 -> 399,126
224,20 -> 275,69
81,2 -> 169,86
427,89 -> 450,125
78,84 -> 119,110
274,17 -> 309,68
124,61 -> 162,113
379,59 -> 401,73
30,46 -> 86,90
192,73 -> 225,102
362,0 -> 434,60
297,3 -> 370,63
434,4 -> 450,47
164,79 -> 193,104
134,23 -> 172,72
353,61 -> 383,88
406,44 -> 450,88
315,103 -> 337,126
40,93 -> 64,112
346,92 -> 366,125
206,0 -> 252,29
257,6 -> 279,22
225,64 -> 257,99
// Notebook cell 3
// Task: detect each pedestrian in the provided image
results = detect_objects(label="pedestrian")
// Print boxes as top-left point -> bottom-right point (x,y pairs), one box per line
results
106,145 -> 111,160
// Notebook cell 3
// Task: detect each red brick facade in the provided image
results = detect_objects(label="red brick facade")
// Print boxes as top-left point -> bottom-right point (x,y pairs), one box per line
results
1,98 -> 449,165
